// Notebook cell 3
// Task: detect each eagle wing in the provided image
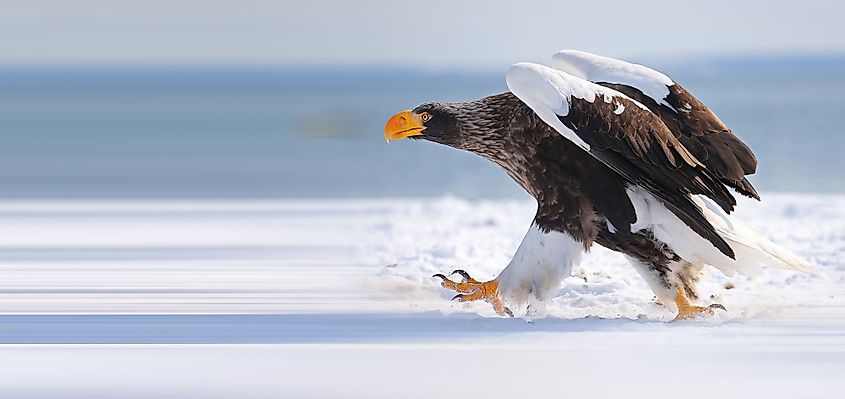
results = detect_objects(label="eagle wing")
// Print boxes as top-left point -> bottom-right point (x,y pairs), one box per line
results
506,62 -> 736,258
551,50 -> 759,200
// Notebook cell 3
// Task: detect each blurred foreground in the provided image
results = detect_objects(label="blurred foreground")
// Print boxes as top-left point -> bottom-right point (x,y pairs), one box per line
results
0,194 -> 843,397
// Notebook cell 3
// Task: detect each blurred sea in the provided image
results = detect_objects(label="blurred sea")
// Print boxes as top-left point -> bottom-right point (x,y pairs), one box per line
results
2,56 -> 844,199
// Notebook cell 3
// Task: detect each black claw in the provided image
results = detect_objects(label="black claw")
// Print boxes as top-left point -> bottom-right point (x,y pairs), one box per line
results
432,273 -> 448,281
450,269 -> 472,281
709,303 -> 727,311
503,307 -> 514,318
451,294 -> 464,301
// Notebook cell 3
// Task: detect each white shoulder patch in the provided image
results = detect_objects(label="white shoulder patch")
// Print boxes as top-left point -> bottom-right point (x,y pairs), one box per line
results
552,50 -> 674,107
506,62 -> 647,151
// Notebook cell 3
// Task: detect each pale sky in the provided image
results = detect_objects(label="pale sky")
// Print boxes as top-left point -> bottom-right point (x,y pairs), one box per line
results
3,0 -> 843,68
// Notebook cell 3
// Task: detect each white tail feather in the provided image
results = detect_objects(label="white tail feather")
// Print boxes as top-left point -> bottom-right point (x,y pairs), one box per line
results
626,186 -> 813,277
693,196 -> 814,274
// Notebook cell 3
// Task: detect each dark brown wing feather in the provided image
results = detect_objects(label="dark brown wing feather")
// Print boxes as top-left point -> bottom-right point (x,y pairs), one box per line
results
558,96 -> 737,259
599,82 -> 760,200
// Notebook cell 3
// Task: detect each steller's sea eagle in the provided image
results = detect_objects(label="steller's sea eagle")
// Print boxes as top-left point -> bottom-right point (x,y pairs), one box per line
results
384,50 -> 812,321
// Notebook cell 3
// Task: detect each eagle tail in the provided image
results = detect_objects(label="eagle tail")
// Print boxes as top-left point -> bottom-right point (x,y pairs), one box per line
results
663,198 -> 735,259
693,196 -> 814,275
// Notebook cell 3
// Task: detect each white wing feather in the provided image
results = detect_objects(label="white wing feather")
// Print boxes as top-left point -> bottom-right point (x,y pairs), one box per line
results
505,62 -> 647,151
506,59 -> 813,277
552,50 -> 674,107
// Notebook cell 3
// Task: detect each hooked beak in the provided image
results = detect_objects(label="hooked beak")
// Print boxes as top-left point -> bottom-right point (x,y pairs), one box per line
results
384,110 -> 426,142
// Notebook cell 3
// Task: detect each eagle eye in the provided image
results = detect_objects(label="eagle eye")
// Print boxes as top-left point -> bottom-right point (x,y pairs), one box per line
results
420,112 -> 431,122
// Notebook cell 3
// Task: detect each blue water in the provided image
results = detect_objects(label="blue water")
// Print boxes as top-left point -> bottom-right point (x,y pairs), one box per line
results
2,57 -> 844,199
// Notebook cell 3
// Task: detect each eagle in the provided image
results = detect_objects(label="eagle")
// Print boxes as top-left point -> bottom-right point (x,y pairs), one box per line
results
384,50 -> 812,321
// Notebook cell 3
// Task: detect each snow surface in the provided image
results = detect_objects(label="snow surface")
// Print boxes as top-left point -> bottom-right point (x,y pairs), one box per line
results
0,194 -> 843,398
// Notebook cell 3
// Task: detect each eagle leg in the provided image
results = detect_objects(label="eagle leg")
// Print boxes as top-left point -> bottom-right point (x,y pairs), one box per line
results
432,273 -> 513,317
671,286 -> 723,321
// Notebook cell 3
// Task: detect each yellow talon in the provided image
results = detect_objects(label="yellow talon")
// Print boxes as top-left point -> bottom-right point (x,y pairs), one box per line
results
672,286 -> 715,321
433,271 -> 513,317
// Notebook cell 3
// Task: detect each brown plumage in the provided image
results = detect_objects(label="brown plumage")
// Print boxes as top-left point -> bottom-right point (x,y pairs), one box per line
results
559,94 -> 736,257
599,82 -> 760,200
409,91 -> 735,264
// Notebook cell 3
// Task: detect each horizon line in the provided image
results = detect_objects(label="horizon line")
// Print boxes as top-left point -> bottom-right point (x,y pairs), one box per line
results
1,51 -> 845,73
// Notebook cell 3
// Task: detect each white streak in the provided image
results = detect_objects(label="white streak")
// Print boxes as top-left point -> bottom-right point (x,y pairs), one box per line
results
607,220 -> 617,233
613,102 -> 625,115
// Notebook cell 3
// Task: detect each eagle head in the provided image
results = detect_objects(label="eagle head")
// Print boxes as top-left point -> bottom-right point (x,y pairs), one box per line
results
384,103 -> 464,148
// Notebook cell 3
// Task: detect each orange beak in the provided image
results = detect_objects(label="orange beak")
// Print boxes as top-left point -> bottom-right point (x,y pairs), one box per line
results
384,110 -> 426,142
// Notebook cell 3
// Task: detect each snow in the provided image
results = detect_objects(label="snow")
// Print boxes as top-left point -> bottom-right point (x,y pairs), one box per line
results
368,194 -> 841,321
0,194 -> 843,397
